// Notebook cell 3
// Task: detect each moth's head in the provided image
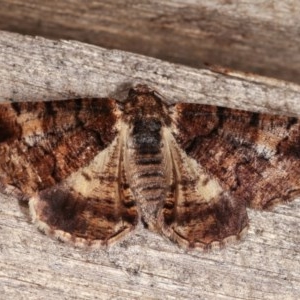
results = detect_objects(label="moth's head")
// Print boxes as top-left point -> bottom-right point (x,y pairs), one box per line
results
123,84 -> 171,125
129,84 -> 154,95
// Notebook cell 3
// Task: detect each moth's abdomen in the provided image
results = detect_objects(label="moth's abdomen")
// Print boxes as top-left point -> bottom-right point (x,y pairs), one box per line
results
130,118 -> 166,200
126,117 -> 167,228
131,152 -> 166,202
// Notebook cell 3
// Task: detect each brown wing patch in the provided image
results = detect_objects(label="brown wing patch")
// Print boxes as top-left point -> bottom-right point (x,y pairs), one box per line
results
172,103 -> 300,209
158,129 -> 248,250
0,99 -> 119,198
29,126 -> 138,246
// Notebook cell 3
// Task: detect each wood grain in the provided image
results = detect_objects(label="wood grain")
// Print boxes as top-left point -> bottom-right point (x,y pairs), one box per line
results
0,1 -> 299,83
0,31 -> 299,300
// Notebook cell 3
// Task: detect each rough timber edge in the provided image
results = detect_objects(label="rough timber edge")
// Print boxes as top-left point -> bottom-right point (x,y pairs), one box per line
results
0,31 -> 300,116
207,64 -> 300,90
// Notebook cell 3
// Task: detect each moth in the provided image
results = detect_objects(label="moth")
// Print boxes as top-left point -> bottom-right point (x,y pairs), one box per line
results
0,84 -> 299,250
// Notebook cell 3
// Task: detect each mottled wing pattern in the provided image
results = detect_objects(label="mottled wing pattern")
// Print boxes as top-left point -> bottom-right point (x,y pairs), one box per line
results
160,103 -> 300,249
158,127 -> 248,249
0,99 -> 117,197
1,84 -> 298,250
0,99 -> 138,245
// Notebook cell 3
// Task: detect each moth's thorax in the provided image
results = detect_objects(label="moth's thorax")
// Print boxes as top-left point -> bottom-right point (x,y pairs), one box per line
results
123,86 -> 171,126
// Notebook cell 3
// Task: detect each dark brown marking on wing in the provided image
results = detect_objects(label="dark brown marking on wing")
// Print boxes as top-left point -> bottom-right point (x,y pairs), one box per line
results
81,172 -> 92,181
286,117 -> 298,130
174,103 -> 219,140
160,175 -> 249,249
31,129 -> 139,244
176,195 -> 248,247
276,125 -> 300,158
0,105 -> 22,142
172,103 -> 300,209
249,112 -> 260,127
202,177 -> 209,186
0,98 -> 119,198
11,102 -> 22,115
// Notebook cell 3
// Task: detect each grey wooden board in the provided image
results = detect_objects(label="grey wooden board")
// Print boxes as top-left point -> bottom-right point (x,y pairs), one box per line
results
0,0 -> 299,83
0,31 -> 299,300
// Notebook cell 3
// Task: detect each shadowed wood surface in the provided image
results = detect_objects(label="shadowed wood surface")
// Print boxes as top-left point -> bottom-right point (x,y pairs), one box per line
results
0,31 -> 299,300
0,1 -> 299,83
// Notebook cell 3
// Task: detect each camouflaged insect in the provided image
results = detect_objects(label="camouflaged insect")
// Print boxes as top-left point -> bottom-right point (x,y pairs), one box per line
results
0,84 -> 299,250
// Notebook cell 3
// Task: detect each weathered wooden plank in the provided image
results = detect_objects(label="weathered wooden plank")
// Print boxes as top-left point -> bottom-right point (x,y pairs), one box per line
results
0,1 -> 299,83
0,31 -> 299,300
